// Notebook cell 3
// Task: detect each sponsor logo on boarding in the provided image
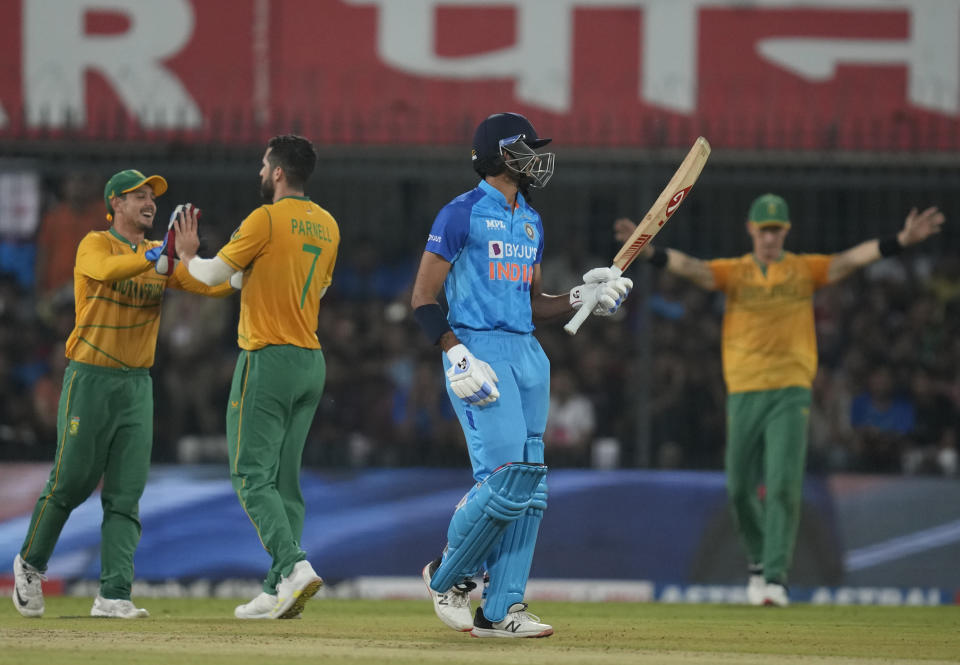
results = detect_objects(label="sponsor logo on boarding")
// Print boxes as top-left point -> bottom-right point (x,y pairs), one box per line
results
69,416 -> 80,435
485,219 -> 507,231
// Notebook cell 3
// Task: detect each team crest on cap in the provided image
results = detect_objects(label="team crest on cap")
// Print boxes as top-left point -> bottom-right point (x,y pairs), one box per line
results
767,202 -> 777,214
524,223 -> 535,240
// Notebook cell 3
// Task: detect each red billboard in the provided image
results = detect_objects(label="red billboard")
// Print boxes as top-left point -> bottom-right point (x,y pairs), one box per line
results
0,0 -> 957,150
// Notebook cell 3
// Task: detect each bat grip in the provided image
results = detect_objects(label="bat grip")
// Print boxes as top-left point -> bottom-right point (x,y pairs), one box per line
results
564,292 -> 597,335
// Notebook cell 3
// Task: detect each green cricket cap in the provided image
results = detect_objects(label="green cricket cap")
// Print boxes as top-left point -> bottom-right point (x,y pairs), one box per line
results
748,193 -> 791,228
103,169 -> 167,220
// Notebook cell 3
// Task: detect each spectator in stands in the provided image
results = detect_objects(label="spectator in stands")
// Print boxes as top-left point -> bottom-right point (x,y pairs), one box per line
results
903,366 -> 958,475
850,365 -> 915,472
545,368 -> 596,467
34,171 -> 103,299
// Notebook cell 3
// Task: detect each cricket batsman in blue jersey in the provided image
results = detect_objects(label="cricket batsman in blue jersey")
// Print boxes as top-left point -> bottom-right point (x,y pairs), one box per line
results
410,112 -> 634,638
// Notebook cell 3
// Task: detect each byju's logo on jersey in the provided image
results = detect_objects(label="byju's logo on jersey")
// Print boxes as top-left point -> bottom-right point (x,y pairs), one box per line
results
485,219 -> 507,231
489,240 -> 504,258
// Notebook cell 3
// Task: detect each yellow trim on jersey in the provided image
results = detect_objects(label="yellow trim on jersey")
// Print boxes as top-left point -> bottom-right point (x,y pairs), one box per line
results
231,352 -> 269,552
23,368 -> 78,558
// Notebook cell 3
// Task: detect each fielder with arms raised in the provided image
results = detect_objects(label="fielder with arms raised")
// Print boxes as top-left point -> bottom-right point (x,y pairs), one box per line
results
411,112 -> 632,638
174,135 -> 339,620
12,170 -> 237,619
615,194 -> 944,607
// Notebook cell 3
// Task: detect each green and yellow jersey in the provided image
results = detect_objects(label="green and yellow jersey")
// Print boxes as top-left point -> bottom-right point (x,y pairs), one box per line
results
65,228 -> 235,369
708,252 -> 832,394
217,196 -> 339,351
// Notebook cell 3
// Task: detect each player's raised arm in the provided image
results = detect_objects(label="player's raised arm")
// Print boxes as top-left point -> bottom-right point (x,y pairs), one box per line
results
613,217 -> 715,290
826,206 -> 945,283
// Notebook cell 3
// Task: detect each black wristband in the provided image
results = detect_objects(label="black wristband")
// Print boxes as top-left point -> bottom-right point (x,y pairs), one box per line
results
413,303 -> 452,345
878,235 -> 904,258
648,246 -> 669,268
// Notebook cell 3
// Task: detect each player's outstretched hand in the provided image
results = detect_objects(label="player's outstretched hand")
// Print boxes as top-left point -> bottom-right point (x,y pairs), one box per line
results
899,206 -> 945,246
172,203 -> 201,261
570,267 -> 633,316
446,344 -> 499,407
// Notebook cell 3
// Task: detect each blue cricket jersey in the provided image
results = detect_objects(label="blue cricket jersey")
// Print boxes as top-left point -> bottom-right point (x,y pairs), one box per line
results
424,180 -> 544,334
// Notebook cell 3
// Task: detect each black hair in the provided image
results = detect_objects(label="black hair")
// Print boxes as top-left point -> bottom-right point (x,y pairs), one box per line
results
267,134 -> 317,189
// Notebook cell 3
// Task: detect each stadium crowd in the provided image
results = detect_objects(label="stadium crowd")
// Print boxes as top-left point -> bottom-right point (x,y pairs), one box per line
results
0,172 -> 957,476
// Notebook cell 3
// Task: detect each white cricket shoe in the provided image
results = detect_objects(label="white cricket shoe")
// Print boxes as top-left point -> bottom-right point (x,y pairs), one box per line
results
746,574 -> 766,606
91,595 -> 149,618
422,558 -> 475,631
471,603 -> 553,638
763,583 -> 790,607
235,592 -> 278,619
269,560 -> 323,619
12,554 -> 45,618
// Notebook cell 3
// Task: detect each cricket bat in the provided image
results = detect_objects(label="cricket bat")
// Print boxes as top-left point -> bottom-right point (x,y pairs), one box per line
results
564,136 -> 711,335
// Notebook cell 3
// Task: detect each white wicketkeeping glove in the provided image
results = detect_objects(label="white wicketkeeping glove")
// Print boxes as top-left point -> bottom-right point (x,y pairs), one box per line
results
446,344 -> 500,407
569,267 -> 633,316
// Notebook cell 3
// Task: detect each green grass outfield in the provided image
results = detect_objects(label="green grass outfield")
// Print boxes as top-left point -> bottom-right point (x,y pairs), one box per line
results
1,598 -> 958,665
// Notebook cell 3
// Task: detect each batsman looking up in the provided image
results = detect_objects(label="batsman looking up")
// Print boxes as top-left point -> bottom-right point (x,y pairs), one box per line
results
411,112 -> 633,638
174,135 -> 338,620
12,170 -> 237,620
615,194 -> 945,607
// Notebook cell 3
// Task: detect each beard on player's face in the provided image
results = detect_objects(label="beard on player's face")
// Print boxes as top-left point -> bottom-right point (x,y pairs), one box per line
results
260,174 -> 275,203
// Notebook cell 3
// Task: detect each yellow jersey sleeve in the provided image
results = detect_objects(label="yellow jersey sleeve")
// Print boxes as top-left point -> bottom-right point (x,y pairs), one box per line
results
76,231 -> 153,282
708,258 -> 739,291
217,206 -> 271,271
802,254 -> 832,290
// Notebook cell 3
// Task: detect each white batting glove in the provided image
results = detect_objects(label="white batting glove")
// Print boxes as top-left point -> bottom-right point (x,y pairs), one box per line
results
570,268 -> 633,316
446,344 -> 500,407
229,271 -> 244,289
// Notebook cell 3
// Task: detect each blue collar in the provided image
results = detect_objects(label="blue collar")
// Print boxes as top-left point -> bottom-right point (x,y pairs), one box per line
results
478,179 -> 526,211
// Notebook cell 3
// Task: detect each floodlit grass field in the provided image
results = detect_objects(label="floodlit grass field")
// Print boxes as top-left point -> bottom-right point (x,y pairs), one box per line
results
1,598 -> 958,665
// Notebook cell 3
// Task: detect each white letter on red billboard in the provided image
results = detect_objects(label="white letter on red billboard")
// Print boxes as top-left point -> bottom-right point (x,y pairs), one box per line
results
23,0 -> 202,128
346,0 -> 575,112
757,0 -> 959,115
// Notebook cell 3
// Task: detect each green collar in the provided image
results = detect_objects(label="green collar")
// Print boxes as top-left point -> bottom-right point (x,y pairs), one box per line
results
276,195 -> 311,202
752,251 -> 784,276
109,226 -> 138,251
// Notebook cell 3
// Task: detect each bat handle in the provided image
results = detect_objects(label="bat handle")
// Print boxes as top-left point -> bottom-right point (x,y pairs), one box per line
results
564,293 -> 597,335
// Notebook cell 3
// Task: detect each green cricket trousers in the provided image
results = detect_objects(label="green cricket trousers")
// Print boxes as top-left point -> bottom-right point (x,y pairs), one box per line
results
725,386 -> 811,585
20,360 -> 152,600
226,345 -> 326,594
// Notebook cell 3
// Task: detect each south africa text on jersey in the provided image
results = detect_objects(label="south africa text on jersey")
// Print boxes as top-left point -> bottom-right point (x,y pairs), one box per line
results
110,278 -> 163,304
